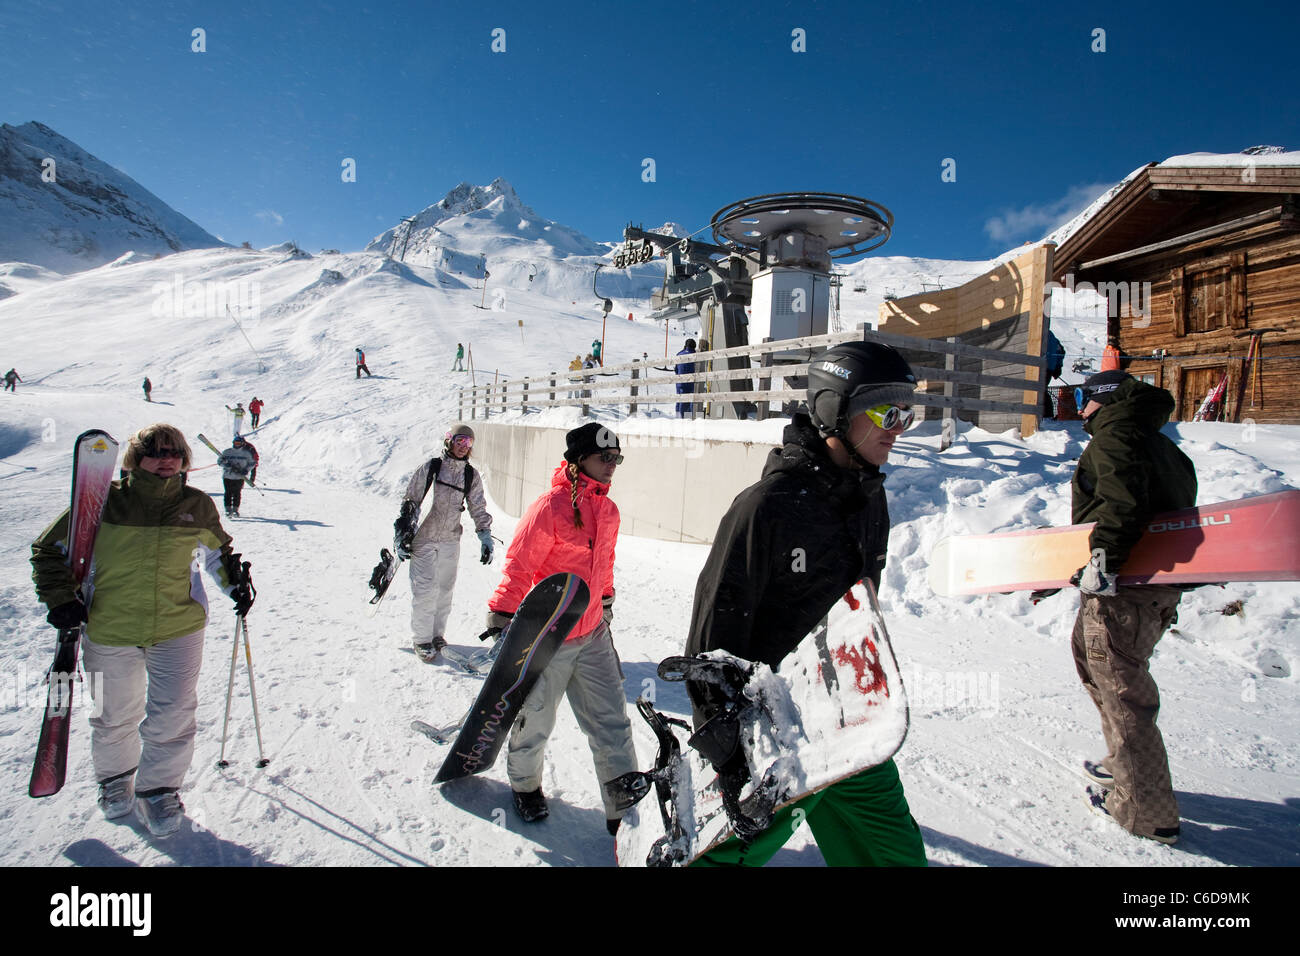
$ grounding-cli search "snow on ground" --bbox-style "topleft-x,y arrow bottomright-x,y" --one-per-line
1,246 -> 1297,867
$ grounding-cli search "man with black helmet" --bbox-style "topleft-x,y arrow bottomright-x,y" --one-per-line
675,338 -> 698,418
1068,370 -> 1196,845
683,340 -> 927,866
394,424 -> 493,662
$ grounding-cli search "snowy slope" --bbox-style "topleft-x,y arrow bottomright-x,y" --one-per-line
2,224 -> 1297,869
0,122 -> 224,274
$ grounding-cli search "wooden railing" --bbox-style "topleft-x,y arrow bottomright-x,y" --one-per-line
457,325 -> 1046,435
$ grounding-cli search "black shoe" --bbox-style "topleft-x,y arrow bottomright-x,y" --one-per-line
512,788 -> 549,822
413,641 -> 439,663
606,818 -> 621,836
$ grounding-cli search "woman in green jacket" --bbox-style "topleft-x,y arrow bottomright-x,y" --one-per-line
31,424 -> 253,837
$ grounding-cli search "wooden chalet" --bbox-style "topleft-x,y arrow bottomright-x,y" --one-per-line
1051,156 -> 1300,423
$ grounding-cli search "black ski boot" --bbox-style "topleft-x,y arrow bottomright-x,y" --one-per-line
512,788 -> 549,822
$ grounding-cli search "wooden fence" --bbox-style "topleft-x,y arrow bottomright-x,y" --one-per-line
457,325 -> 1047,437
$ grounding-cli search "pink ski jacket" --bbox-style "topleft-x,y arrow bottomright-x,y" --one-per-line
489,463 -> 617,640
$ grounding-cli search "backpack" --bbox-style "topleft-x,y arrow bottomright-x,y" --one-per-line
420,457 -> 477,510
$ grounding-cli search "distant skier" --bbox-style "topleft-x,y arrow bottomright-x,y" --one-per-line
248,396 -> 264,429
225,402 -> 246,438
355,347 -> 372,378
142,377 -> 152,402
675,338 -> 697,418
393,424 -> 493,662
1069,370 -> 1195,846
485,423 -> 638,834
30,424 -> 253,836
218,436 -> 258,517
451,343 -> 466,372
591,338 -> 603,366
566,355 -> 583,400
4,368 -> 20,392
683,341 -> 927,866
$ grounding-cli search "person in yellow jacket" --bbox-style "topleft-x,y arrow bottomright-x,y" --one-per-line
31,424 -> 253,837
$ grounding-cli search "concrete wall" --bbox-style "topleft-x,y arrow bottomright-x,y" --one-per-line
472,421 -> 777,544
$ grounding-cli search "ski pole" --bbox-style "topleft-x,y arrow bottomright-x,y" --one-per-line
240,613 -> 270,768
216,614 -> 241,769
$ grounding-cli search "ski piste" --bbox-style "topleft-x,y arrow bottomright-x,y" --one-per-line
240,414 -> 280,437
432,573 -> 590,784
29,429 -> 119,798
196,432 -> 258,489
927,489 -> 1300,597
614,579 -> 909,867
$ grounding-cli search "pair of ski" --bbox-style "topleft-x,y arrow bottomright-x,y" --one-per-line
29,429 -> 120,798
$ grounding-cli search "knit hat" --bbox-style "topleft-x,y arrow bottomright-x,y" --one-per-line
1080,370 -> 1130,407
564,423 -> 620,463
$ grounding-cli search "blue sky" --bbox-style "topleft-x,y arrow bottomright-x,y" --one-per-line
3,0 -> 1296,261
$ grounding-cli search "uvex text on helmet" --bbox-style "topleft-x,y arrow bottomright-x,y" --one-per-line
806,341 -> 917,437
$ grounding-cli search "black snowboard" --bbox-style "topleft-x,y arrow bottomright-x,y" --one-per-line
434,573 -> 590,784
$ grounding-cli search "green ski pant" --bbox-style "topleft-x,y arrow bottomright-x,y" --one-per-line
693,759 -> 927,867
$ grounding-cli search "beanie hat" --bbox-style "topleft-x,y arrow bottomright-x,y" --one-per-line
564,423 -> 620,463
1080,370 -> 1130,407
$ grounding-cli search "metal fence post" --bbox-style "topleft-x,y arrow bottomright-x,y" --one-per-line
630,361 -> 639,416
757,338 -> 773,421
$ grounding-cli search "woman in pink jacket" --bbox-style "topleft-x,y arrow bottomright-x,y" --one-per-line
486,423 -> 639,834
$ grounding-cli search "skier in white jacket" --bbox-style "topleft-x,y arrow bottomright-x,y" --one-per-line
395,424 -> 494,661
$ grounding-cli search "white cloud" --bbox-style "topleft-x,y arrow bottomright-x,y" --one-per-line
255,210 -> 285,227
984,183 -> 1114,243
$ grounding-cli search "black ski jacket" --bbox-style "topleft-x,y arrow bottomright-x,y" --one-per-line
1073,378 -> 1197,571
685,414 -> 890,720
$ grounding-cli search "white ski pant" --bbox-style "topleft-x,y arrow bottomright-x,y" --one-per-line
81,628 -> 205,793
409,538 -> 461,644
506,622 -> 639,819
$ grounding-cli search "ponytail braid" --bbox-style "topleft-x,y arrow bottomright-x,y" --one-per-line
567,462 -> 584,529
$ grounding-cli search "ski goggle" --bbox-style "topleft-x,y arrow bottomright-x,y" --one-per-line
449,435 -> 474,448
863,404 -> 915,431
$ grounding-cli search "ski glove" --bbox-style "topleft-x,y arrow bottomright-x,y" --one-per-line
602,593 -> 614,626
47,600 -> 88,629
1074,554 -> 1118,597
232,582 -> 255,617
479,609 -> 513,642
394,501 -> 418,559
477,529 -> 494,565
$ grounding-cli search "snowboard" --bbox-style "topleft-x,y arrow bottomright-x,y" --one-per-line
433,573 -> 591,784
928,489 -> 1300,597
30,429 -> 119,798
614,579 -> 909,867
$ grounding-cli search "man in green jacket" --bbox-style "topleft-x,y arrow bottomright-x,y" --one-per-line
32,424 -> 254,837
1069,371 -> 1196,845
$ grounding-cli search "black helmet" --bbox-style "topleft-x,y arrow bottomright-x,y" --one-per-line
807,341 -> 917,437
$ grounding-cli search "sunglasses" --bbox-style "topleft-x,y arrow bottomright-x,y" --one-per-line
146,447 -> 183,460
591,451 -> 624,465
451,435 -> 474,447
863,404 -> 915,431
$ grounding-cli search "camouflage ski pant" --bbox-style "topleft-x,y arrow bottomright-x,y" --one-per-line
1071,585 -> 1182,836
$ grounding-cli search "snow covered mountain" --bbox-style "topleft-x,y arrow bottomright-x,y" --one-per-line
0,121 -> 224,274
365,177 -> 663,307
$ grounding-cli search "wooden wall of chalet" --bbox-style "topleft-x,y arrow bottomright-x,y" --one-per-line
1098,218 -> 1300,423
878,244 -> 1052,434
